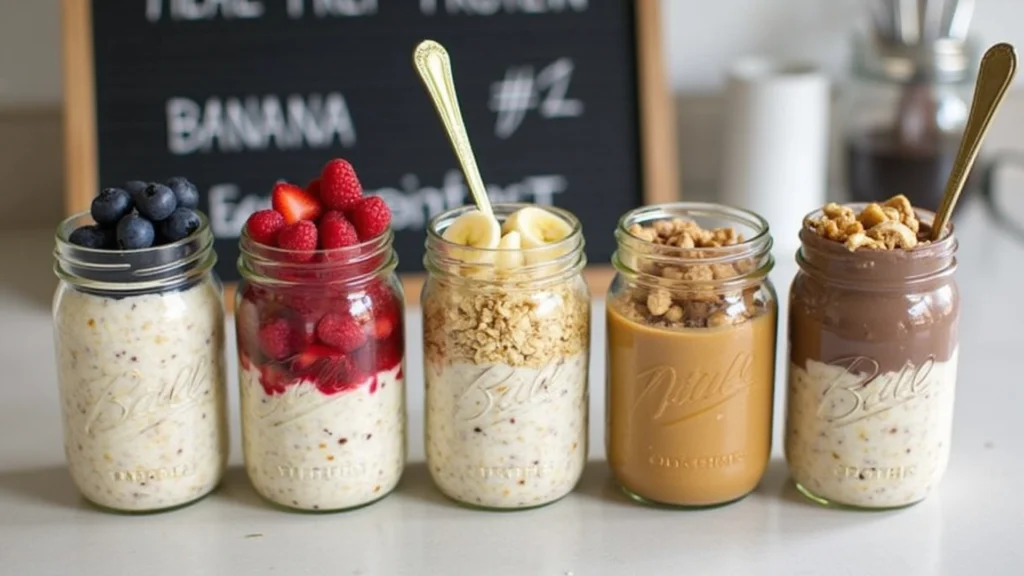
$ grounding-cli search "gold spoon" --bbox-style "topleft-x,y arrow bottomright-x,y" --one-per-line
931,42 -> 1017,240
413,40 -> 493,217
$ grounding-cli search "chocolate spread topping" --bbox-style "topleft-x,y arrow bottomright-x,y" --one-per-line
789,223 -> 959,374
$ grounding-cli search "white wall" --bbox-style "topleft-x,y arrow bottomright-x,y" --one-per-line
4,0 -> 1024,107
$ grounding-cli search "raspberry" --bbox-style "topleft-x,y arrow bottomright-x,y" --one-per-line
258,318 -> 295,360
376,335 -> 404,371
271,182 -> 323,224
305,178 -> 321,197
277,220 -> 318,262
318,211 -> 359,249
316,356 -> 365,395
245,209 -> 286,246
348,196 -> 391,240
319,158 -> 363,211
316,312 -> 367,352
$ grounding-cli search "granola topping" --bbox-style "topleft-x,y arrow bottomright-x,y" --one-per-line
423,281 -> 589,368
616,219 -> 764,329
808,195 -> 930,251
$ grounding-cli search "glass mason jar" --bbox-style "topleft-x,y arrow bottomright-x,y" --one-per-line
422,204 -> 590,510
606,203 -> 777,508
236,227 -> 406,512
52,211 -> 228,513
842,34 -> 977,213
786,206 -> 958,509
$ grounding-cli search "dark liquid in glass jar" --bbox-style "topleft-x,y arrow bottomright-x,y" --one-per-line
845,130 -> 976,214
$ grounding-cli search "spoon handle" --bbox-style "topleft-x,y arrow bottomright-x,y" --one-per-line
413,40 -> 493,216
932,43 -> 1017,240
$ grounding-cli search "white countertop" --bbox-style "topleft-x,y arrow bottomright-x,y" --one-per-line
2,200 -> 1022,576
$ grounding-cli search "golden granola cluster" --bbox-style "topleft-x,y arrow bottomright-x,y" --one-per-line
423,282 -> 589,367
616,219 -> 763,329
809,195 -> 928,251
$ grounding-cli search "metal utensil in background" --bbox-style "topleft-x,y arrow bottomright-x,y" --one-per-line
931,43 -> 1018,240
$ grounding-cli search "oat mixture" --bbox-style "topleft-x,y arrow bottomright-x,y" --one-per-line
423,279 -> 589,509
808,195 -> 928,251
616,218 -> 765,329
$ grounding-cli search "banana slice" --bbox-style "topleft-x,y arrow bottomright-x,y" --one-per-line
503,206 -> 574,265
442,209 -> 501,265
502,206 -> 573,248
495,231 -> 525,272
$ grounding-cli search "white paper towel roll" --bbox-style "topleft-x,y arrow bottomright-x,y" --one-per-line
720,58 -> 830,254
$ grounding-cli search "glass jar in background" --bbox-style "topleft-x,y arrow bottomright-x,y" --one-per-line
786,206 -> 959,509
236,228 -> 406,512
842,34 -> 977,213
422,204 -> 590,510
606,203 -> 777,508
52,212 -> 228,513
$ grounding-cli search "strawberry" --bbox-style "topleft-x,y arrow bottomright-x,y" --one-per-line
245,209 -> 286,246
305,178 -> 321,197
348,196 -> 391,240
258,318 -> 295,360
272,182 -> 323,224
366,281 -> 399,340
376,336 -> 404,372
291,343 -> 341,372
235,297 -> 262,357
319,159 -> 363,211
316,312 -> 367,352
318,211 -> 359,250
277,221 -> 318,262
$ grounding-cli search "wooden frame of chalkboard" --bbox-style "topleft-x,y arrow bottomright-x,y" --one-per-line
61,0 -> 678,307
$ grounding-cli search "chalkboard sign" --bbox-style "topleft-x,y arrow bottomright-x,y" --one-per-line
62,0 -> 678,300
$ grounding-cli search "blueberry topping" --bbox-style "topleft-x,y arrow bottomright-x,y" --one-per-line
69,225 -> 114,249
158,207 -> 201,242
136,183 -> 177,221
90,187 -> 134,227
166,177 -> 200,209
124,180 -> 148,196
116,214 -> 155,249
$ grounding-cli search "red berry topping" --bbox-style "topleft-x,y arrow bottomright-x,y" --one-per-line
348,196 -> 391,240
318,211 -> 359,249
291,343 -> 341,373
259,364 -> 291,395
319,159 -> 363,211
277,220 -> 318,261
316,312 -> 367,352
245,209 -> 286,246
376,336 -> 404,371
366,280 -> 399,340
305,178 -> 321,197
272,182 -> 323,224
258,318 -> 295,360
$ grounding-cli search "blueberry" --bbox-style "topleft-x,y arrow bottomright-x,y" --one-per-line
157,207 -> 202,243
116,214 -> 155,249
69,225 -> 115,249
136,183 -> 177,221
124,180 -> 148,196
166,177 -> 200,209
90,187 -> 134,226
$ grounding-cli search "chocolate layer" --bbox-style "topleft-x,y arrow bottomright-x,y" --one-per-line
789,223 -> 959,374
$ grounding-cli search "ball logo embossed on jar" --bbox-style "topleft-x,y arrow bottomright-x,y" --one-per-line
630,352 -> 755,426
247,382 -> 353,427
817,356 -> 938,428
83,360 -> 210,437
457,361 -> 569,425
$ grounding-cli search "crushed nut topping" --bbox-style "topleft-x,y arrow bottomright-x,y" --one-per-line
616,219 -> 765,329
424,282 -> 589,367
809,195 -> 929,251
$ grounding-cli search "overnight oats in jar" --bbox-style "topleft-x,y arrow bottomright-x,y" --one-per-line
423,204 -> 590,510
786,196 -> 959,509
53,177 -> 228,512
606,203 -> 777,507
236,158 -> 405,512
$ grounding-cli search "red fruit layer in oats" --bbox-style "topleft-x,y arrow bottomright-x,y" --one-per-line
239,280 -> 404,397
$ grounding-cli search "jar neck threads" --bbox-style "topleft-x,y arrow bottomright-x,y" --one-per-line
611,202 -> 775,293
238,228 -> 397,288
424,203 -> 586,288
53,211 -> 217,295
